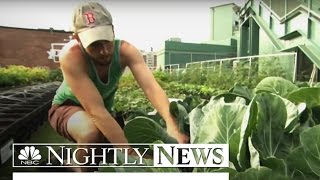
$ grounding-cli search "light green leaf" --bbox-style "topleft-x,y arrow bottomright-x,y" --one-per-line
287,87 -> 320,109
255,76 -> 298,97
238,98 -> 258,169
194,97 -> 247,144
189,105 -> 205,143
229,129 -> 241,170
248,137 -> 260,168
192,97 -> 247,169
280,97 -> 302,132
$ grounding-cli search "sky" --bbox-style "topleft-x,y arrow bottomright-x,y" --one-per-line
0,0 -> 245,51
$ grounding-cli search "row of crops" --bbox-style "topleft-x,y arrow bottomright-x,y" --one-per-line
0,65 -> 62,88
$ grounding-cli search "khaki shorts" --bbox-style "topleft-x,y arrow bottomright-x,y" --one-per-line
48,100 -> 124,142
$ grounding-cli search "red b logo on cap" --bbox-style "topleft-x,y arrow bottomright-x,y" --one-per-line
84,12 -> 95,25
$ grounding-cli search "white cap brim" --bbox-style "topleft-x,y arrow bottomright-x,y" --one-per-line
78,25 -> 114,48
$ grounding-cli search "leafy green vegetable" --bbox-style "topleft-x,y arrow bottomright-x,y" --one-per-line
124,116 -> 177,144
300,125 -> 320,176
255,76 -> 298,97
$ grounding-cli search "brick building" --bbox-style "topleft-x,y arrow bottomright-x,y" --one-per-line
0,26 -> 72,69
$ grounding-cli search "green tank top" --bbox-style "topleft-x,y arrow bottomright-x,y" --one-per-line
52,39 -> 123,112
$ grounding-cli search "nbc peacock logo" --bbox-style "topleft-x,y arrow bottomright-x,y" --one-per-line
18,146 -> 42,165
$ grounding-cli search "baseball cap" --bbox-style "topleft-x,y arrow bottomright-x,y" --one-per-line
72,2 -> 114,48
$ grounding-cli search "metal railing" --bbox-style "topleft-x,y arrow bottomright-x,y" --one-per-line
164,64 -> 180,73
166,52 -> 297,83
